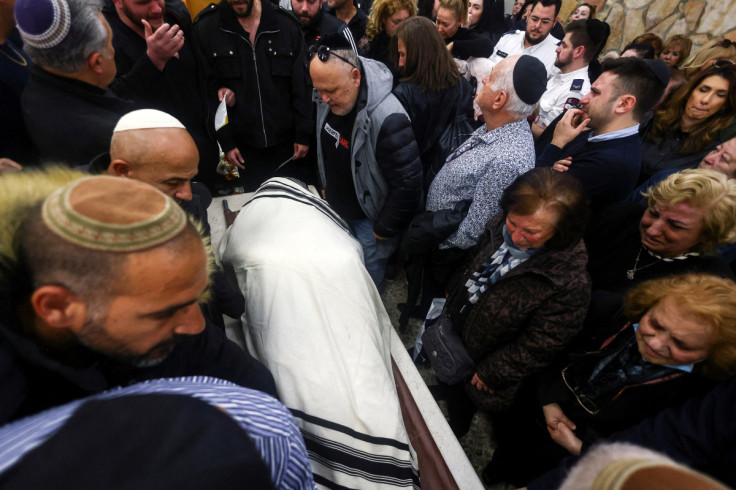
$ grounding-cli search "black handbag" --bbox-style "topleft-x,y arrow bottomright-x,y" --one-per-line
421,313 -> 475,385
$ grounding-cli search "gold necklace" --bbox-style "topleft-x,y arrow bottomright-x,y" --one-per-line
0,43 -> 28,66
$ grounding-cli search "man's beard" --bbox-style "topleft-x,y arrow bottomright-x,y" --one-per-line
525,30 -> 544,46
76,317 -> 185,368
299,10 -> 319,28
121,3 -> 163,30
554,53 -> 570,69
231,0 -> 254,18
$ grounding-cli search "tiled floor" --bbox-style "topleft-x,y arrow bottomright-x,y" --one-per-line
380,270 -> 513,490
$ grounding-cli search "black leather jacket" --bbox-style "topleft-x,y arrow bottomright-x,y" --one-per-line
193,0 -> 313,151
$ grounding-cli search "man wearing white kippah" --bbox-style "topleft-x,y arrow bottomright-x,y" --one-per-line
0,174 -> 277,425
104,108 -> 247,327
104,108 -> 200,203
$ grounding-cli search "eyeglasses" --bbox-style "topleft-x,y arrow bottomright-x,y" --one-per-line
308,45 -> 357,69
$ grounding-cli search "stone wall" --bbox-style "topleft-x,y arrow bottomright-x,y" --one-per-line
560,0 -> 736,59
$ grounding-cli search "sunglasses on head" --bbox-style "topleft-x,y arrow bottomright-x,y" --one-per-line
308,44 -> 357,69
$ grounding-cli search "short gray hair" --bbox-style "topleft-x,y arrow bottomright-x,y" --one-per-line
24,0 -> 108,72
490,55 -> 538,119
332,49 -> 360,71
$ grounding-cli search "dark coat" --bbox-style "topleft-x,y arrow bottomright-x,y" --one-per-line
586,202 -> 734,294
468,0 -> 506,47
102,0 -> 220,175
192,0 -> 313,151
21,66 -> 134,166
536,325 -> 712,444
360,31 -> 396,78
529,376 -> 736,490
301,7 -> 352,48
638,112 -> 717,183
323,1 -> 367,47
444,214 -> 591,412
445,27 -> 494,60
536,131 -> 642,214
393,76 -> 475,189
0,308 -> 277,425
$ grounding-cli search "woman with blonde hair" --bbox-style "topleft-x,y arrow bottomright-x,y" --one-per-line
682,39 -> 736,78
659,34 -> 692,69
435,0 -> 493,60
359,0 -> 416,73
482,272 -> 736,487
639,63 -> 736,180
584,168 -> 736,346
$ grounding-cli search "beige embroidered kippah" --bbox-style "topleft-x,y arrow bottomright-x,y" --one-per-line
42,176 -> 187,252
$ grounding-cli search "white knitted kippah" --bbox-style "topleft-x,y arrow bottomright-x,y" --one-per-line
114,109 -> 186,133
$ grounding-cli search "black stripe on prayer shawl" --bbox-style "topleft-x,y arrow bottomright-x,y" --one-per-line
254,178 -> 347,228
312,474 -> 355,490
314,473 -> 421,490
290,408 -> 410,450
304,437 -> 416,487
301,430 -> 412,468
249,181 -> 354,237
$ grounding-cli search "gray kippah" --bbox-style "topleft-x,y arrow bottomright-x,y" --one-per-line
15,0 -> 71,49
513,55 -> 547,105
42,176 -> 188,252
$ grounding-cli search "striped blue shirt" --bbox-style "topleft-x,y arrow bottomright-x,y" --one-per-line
0,377 -> 316,490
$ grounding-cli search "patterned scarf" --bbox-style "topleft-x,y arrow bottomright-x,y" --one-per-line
460,225 -> 540,314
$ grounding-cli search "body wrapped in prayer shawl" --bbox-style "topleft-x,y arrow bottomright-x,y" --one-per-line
220,178 -> 419,489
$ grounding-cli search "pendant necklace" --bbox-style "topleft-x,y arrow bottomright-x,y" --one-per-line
626,246 -> 662,280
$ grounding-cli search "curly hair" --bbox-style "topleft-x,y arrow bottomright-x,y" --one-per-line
364,0 -> 418,41
661,34 -> 692,67
499,168 -> 589,251
647,63 -> 736,155
391,16 -> 460,92
624,273 -> 736,380
642,169 -> 736,253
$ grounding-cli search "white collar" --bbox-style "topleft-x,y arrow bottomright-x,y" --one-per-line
588,123 -> 639,142
556,65 -> 589,80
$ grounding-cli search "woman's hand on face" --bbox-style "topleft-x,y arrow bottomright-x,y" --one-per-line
471,373 -> 494,393
547,421 -> 583,455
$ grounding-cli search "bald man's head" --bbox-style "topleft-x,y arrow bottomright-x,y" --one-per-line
108,127 -> 199,203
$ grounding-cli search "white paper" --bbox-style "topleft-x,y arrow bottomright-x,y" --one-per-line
215,97 -> 228,131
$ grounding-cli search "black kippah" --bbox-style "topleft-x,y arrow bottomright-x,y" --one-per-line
513,55 -> 547,105
317,32 -> 353,51
585,19 -> 610,52
645,59 -> 671,86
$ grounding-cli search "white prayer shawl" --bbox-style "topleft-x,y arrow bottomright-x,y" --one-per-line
220,178 -> 418,489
